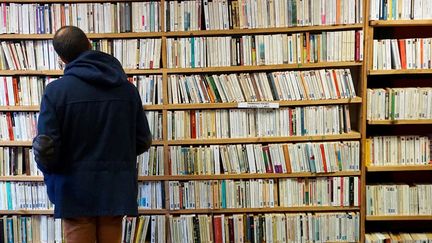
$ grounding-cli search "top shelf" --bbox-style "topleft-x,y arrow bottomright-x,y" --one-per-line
0,24 -> 363,39
370,20 -> 432,27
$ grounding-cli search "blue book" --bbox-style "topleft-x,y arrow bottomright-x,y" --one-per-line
221,181 -> 226,208
190,37 -> 195,68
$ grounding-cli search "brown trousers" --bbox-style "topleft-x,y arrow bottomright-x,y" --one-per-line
63,216 -> 123,243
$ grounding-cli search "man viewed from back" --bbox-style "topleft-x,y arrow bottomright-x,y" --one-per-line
32,26 -> 152,243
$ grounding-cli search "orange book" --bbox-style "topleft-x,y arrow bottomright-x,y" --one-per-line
213,216 -> 223,243
336,0 -> 341,24
331,70 -> 341,98
282,144 -> 292,173
12,77 -> 19,106
398,40 -> 407,69
6,113 -> 14,140
319,144 -> 328,173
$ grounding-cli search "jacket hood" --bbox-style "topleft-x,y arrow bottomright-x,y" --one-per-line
64,50 -> 128,87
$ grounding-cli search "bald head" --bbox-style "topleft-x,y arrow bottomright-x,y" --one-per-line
53,26 -> 91,63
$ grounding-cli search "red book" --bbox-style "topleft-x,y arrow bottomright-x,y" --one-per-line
6,113 -> 14,140
4,77 -> 9,105
190,110 -> 196,139
213,216 -> 223,243
228,217 -> 234,243
355,31 -> 360,61
398,40 -> 407,69
319,144 -> 328,173
262,146 -> 273,173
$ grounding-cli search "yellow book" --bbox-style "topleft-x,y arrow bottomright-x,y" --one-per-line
365,138 -> 372,167
134,216 -> 144,243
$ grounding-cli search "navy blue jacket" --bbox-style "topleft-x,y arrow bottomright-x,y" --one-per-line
32,50 -> 152,218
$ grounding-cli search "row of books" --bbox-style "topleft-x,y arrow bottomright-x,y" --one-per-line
145,111 -> 163,140
367,88 -> 432,120
0,39 -> 162,71
169,177 -> 360,210
373,38 -> 432,70
0,145 -> 164,177
167,105 -> 352,139
137,147 -> 163,177
369,0 -> 432,20
366,184 -> 432,215
121,215 -> 166,243
0,181 -> 164,211
0,76 -> 50,106
168,69 -> 357,104
91,39 -> 162,69
0,215 -> 62,243
129,75 -> 163,105
366,136 -> 431,166
169,141 -> 360,175
278,177 -> 360,207
0,41 -> 60,71
0,2 -> 161,34
0,112 -> 39,141
366,232 -> 432,243
0,182 -> 51,210
169,213 -> 360,243
138,182 -> 163,210
166,31 -> 363,68
164,0 -> 363,31
0,147 -> 40,177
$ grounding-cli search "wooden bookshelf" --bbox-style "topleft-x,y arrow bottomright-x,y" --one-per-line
367,165 -> 432,172
370,20 -> 432,27
365,14 -> 432,238
366,215 -> 432,221
369,69 -> 432,75
367,120 -> 432,125
0,1 -> 366,241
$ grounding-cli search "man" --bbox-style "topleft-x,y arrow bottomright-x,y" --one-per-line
32,26 -> 152,242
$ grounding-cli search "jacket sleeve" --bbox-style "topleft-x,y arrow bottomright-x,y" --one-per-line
136,92 -> 152,155
32,93 -> 62,174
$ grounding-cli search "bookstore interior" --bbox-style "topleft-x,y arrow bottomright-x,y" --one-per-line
0,0 -> 432,242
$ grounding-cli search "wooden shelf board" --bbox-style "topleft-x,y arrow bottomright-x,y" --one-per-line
0,98 -> 363,112
369,69 -> 432,75
0,0 -> 137,2
166,97 -> 362,110
368,120 -> 432,125
0,210 -> 53,215
366,215 -> 432,221
0,106 -> 39,111
0,70 -> 63,76
370,20 -> 432,27
0,32 -> 164,39
167,132 -> 361,145
138,171 -> 361,181
167,62 -> 362,74
0,141 -> 32,146
0,24 -> 363,39
0,176 -> 43,181
165,24 -> 363,37
169,206 -> 360,214
367,165 -> 432,172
